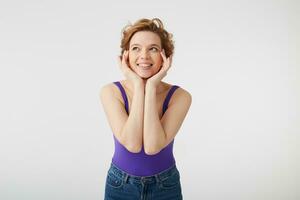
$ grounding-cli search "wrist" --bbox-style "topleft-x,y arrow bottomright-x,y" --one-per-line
133,80 -> 145,90
145,81 -> 157,91
132,78 -> 143,86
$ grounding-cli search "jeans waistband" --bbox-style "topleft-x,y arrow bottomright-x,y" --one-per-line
108,162 -> 178,184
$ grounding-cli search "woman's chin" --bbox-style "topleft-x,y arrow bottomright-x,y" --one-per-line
137,73 -> 153,79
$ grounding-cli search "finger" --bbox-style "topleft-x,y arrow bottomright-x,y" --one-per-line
164,58 -> 172,71
122,51 -> 126,62
160,49 -> 166,62
124,50 -> 129,65
160,50 -> 166,60
169,55 -> 173,67
122,51 -> 128,64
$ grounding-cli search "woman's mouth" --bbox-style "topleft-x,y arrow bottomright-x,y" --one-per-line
137,63 -> 153,69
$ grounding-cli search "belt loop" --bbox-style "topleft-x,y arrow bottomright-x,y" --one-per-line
123,174 -> 129,183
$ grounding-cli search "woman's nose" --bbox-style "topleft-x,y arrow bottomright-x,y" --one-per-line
140,50 -> 150,59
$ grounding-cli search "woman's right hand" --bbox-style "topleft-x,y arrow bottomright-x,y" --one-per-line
118,50 -> 143,86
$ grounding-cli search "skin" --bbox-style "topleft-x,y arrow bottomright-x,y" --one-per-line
119,31 -> 172,92
101,31 -> 191,155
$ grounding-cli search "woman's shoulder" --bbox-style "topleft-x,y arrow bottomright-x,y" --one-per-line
100,82 -> 115,94
99,81 -> 123,101
164,81 -> 191,95
164,82 -> 192,105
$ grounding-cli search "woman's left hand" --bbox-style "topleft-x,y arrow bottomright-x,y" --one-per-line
147,49 -> 173,87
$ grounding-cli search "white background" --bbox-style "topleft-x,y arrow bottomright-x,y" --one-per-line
0,0 -> 299,199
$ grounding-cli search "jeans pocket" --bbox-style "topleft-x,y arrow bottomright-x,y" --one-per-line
106,171 -> 124,189
159,170 -> 181,190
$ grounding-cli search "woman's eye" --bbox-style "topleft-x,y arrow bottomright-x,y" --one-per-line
150,47 -> 158,52
132,47 -> 139,51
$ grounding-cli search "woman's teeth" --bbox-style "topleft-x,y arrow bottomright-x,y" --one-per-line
138,64 -> 152,67
137,64 -> 153,68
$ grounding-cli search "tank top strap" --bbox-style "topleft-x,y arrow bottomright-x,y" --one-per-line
113,81 -> 129,114
162,85 -> 180,114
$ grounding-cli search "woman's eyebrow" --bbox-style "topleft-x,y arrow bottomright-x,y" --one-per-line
130,43 -> 161,48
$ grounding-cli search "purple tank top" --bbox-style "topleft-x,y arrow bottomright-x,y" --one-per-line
111,81 -> 180,176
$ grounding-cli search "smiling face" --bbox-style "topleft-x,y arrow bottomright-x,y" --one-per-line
128,31 -> 163,79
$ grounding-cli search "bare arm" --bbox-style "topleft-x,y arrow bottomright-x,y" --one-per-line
100,50 -> 146,153
100,82 -> 144,153
143,84 -> 166,155
143,50 -> 192,155
143,84 -> 192,155
119,82 -> 144,152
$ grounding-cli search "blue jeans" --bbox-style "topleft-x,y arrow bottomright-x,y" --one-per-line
104,163 -> 183,200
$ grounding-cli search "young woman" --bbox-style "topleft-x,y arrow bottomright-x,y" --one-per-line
100,18 -> 192,200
